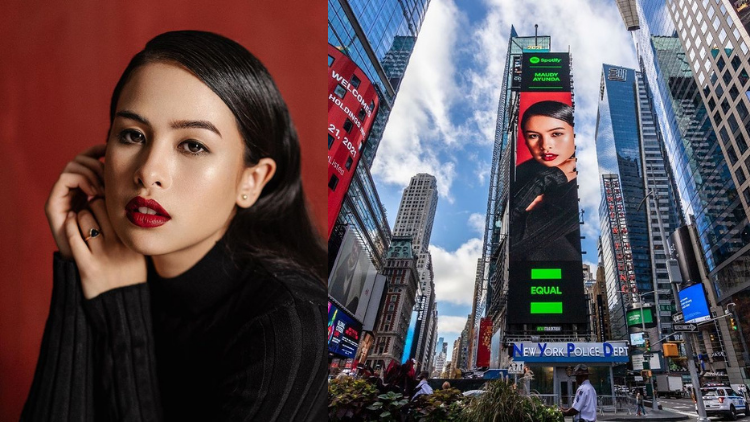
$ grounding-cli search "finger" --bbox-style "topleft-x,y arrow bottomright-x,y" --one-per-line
87,198 -> 114,238
526,195 -> 544,212
79,144 -> 107,159
73,155 -> 105,184
77,209 -> 103,249
65,211 -> 91,262
48,173 -> 99,206
63,161 -> 103,193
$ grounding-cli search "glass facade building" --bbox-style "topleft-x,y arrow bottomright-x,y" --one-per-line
596,65 -> 682,341
328,0 -> 430,269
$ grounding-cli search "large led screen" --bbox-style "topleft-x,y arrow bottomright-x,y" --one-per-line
328,301 -> 362,359
679,283 -> 711,324
507,52 -> 586,325
327,44 -> 379,238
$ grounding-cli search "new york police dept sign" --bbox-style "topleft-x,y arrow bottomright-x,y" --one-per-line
511,342 -> 629,363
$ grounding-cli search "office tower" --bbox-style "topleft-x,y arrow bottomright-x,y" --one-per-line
615,0 -> 750,385
392,174 -> 439,372
480,26 -> 552,335
595,65 -> 682,343
366,237 -> 420,370
328,0 -> 430,271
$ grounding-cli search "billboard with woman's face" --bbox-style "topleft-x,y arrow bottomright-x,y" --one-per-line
507,52 -> 586,326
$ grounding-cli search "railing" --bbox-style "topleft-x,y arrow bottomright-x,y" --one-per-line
531,393 -> 559,407
597,394 -> 636,415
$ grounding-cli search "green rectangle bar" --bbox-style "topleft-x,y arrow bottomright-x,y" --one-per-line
531,268 -> 561,279
530,302 -> 563,314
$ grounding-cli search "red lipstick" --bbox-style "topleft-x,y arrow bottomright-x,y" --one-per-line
126,196 -> 171,228
541,153 -> 558,162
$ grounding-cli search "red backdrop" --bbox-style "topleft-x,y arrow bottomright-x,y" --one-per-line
0,2 -> 324,418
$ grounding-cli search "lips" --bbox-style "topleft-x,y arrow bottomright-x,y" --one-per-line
541,153 -> 558,162
126,196 -> 171,228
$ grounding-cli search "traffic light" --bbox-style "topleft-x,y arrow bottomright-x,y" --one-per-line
663,342 -> 679,357
730,317 -> 738,331
645,339 -> 651,351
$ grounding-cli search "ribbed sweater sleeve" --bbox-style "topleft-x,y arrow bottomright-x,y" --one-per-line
83,283 -> 162,422
217,296 -> 327,421
21,253 -> 96,421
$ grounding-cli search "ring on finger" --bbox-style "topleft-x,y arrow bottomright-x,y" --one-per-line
84,228 -> 101,242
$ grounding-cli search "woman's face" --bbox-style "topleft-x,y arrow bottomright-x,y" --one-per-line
104,62 -> 248,269
523,114 -> 575,168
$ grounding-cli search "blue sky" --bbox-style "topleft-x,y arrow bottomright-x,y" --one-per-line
370,0 -> 639,362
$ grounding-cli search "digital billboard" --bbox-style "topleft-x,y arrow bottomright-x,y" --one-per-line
507,51 -> 585,326
476,318 -> 492,368
328,227 -> 373,318
327,44 -> 379,238
679,283 -> 711,324
328,301 -> 362,359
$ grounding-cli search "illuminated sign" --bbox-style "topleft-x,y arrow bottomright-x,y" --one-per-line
602,175 -> 639,305
607,67 -> 628,81
507,51 -> 585,326
476,318 -> 492,367
630,332 -> 645,346
679,283 -> 711,324
510,342 -> 629,363
327,44 -> 379,239
626,307 -> 655,326
328,301 -> 362,359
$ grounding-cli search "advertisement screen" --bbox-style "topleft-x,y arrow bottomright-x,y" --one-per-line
506,52 -> 585,326
328,301 -> 362,359
476,318 -> 492,368
328,227 -> 372,318
327,44 -> 379,238
679,283 -> 711,324
629,332 -> 645,346
626,307 -> 655,327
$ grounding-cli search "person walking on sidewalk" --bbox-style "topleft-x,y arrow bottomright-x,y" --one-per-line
635,389 -> 647,416
560,364 -> 597,422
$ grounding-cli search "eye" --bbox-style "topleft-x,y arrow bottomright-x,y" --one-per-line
179,140 -> 209,155
526,133 -> 538,140
118,129 -> 146,144
552,132 -> 565,137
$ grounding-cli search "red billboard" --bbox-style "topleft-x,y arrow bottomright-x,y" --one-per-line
476,318 -> 492,368
327,45 -> 379,238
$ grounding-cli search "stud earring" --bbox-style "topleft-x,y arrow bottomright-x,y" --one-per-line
242,194 -> 248,200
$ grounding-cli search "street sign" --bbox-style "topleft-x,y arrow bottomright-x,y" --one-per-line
672,312 -> 684,323
673,323 -> 698,332
508,361 -> 525,374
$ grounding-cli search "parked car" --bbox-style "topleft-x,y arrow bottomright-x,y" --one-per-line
698,385 -> 749,420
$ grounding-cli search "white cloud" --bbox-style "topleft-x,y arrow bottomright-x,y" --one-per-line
468,213 -> 485,235
372,0 -> 464,201
430,238 -> 483,305
438,315 -> 470,335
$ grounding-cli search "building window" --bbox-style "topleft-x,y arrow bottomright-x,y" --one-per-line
736,168 -> 747,185
722,99 -> 731,113
334,84 -> 346,99
737,101 -> 749,122
328,175 -> 339,191
727,144 -> 739,164
328,134 -> 334,150
345,156 -> 353,170
737,132 -> 749,154
328,55 -> 334,67
708,96 -> 716,110
388,304 -> 395,311
717,56 -> 725,71
723,69 -> 732,85
729,84 -> 739,100
350,74 -> 361,89
343,118 -> 353,133
728,114 -> 740,134
358,107 -> 366,121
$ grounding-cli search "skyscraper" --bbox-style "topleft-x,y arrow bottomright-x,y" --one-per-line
595,64 -> 682,344
392,174 -> 439,372
480,26 -> 552,332
615,0 -> 750,385
328,0 -> 430,272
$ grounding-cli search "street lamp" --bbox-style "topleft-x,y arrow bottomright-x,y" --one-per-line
639,188 -> 710,422
636,291 -> 658,411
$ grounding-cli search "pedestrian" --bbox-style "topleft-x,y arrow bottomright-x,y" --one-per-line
560,364 -> 597,422
635,389 -> 647,416
412,371 -> 434,401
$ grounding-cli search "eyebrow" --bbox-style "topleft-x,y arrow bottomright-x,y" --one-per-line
524,127 -> 566,132
115,110 -> 222,138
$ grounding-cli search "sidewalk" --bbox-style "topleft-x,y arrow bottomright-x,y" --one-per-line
597,408 -> 689,421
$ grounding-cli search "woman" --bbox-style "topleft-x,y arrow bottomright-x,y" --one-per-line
509,100 -> 580,261
635,389 -> 647,416
22,31 -> 326,421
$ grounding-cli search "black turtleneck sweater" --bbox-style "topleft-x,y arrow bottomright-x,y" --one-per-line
22,241 -> 327,421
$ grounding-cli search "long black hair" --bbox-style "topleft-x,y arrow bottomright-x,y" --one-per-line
108,30 -> 325,282
520,100 -> 574,131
